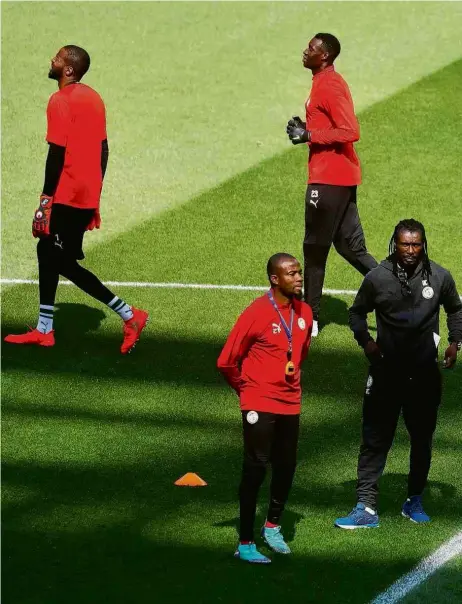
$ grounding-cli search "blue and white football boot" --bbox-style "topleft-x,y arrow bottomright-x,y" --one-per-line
261,525 -> 291,554
234,543 -> 271,564
335,503 -> 379,529
402,496 -> 431,523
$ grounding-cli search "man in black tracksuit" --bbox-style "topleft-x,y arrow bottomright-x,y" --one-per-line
335,219 -> 462,528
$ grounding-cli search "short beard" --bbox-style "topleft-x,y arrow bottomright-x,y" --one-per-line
48,68 -> 60,80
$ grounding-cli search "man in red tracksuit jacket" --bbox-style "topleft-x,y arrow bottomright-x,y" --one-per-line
217,253 -> 313,564
286,33 -> 377,337
4,45 -> 148,354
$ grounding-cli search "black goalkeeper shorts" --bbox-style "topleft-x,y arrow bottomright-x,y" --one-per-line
49,203 -> 95,260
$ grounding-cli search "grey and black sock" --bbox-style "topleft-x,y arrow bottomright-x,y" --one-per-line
108,296 -> 134,321
36,304 -> 54,334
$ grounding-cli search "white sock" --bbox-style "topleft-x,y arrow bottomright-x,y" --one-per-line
365,506 -> 376,515
37,304 -> 54,334
108,296 -> 134,321
311,320 -> 319,337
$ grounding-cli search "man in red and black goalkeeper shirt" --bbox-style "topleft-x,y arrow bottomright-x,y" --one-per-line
287,33 -> 377,337
5,46 -> 148,354
217,254 -> 313,564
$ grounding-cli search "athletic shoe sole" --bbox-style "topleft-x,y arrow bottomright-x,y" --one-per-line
4,335 -> 55,347
401,511 -> 430,524
334,523 -> 379,530
4,341 -> 56,347
233,552 -> 271,564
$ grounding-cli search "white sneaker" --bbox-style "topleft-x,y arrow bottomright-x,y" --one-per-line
311,320 -> 319,337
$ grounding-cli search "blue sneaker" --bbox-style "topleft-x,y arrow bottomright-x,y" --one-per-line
234,543 -> 271,564
261,525 -> 291,554
335,503 -> 379,529
402,496 -> 431,523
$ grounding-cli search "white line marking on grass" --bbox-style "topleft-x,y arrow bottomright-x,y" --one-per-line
2,279 -> 462,301
0,278 -> 358,295
370,530 -> 462,604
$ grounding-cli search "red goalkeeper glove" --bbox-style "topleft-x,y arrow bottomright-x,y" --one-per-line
32,195 -> 53,238
86,209 -> 101,231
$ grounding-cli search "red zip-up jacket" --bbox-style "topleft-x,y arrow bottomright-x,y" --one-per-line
217,294 -> 313,415
305,65 -> 361,186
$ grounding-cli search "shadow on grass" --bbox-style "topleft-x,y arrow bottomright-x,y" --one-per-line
2,449 -> 460,604
2,302 -> 461,604
213,509 -> 305,543
309,475 -> 459,517
319,294 -> 350,329
54,302 -> 107,334
319,293 -> 376,332
1,301 -> 370,398
2,405 -> 460,603
1,523 -> 416,604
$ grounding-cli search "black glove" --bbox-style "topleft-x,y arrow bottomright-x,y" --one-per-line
287,116 -> 306,130
286,116 -> 310,145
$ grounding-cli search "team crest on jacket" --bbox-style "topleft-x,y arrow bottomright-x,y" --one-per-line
246,411 -> 259,425
422,286 -> 434,299
298,318 -> 306,330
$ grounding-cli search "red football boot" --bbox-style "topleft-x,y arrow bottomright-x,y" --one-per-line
4,328 -> 55,347
121,308 -> 149,354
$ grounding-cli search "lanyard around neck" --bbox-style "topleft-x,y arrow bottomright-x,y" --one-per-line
267,290 -> 294,353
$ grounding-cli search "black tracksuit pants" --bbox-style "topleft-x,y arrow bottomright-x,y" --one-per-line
37,205 -> 115,307
239,411 -> 300,542
303,184 -> 377,320
356,362 -> 442,508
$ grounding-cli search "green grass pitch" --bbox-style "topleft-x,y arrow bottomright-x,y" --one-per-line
1,3 -> 462,604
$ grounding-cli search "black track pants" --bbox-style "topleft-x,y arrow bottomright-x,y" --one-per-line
356,362 -> 442,508
37,236 -> 115,307
303,184 -> 377,320
238,411 -> 300,541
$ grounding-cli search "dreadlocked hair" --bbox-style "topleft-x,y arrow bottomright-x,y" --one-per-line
388,219 -> 432,287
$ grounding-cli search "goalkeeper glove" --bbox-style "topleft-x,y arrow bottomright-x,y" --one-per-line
32,195 -> 53,238
286,116 -> 310,145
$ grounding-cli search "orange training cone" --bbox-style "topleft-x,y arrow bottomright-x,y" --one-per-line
174,472 -> 208,487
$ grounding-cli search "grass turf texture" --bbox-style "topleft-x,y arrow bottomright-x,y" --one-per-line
87,58 -> 462,290
2,3 -> 462,604
2,1 -> 462,279
2,286 -> 461,604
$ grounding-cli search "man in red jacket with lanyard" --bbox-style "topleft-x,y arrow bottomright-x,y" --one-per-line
286,33 -> 377,337
217,253 -> 313,564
